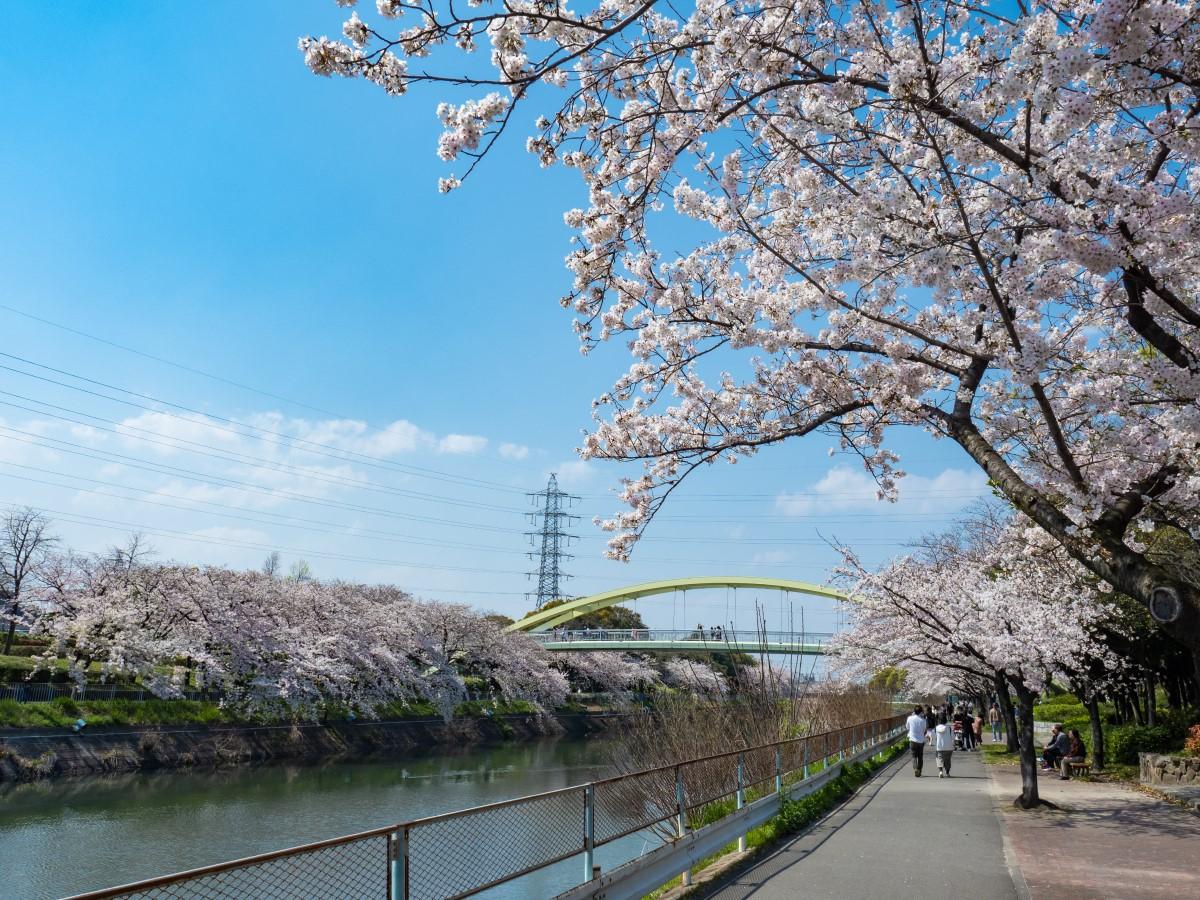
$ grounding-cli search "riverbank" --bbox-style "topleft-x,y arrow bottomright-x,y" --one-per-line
0,710 -> 629,782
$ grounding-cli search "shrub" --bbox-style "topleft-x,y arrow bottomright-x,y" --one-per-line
1184,725 -> 1200,758
1108,724 -> 1178,765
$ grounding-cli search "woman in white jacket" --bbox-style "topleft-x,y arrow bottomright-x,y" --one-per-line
933,713 -> 955,777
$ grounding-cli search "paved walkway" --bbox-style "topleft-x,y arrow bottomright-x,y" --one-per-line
700,750 -> 1018,899
989,765 -> 1200,899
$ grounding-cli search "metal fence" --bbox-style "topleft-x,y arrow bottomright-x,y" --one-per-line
0,682 -> 219,703
69,713 -> 907,900
528,628 -> 834,645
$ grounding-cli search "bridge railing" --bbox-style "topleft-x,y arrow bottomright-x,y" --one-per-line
70,713 -> 906,900
528,628 -> 835,645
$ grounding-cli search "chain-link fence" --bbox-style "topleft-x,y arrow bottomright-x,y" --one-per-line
71,714 -> 906,900
0,682 -> 220,703
404,787 -> 587,899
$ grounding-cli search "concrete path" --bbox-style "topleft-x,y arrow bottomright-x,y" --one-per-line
989,765 -> 1200,899
699,750 -> 1018,900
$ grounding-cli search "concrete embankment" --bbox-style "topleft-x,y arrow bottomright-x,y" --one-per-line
0,711 -> 626,782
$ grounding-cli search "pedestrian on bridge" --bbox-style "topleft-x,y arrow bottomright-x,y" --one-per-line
906,705 -> 928,777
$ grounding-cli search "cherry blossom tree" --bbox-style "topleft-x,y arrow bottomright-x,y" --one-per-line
553,650 -> 660,697
30,558 -> 567,719
300,1 -> 1200,675
832,517 -> 1123,807
0,507 -> 56,655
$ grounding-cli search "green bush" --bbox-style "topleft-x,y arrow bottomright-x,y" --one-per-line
1108,724 -> 1178,764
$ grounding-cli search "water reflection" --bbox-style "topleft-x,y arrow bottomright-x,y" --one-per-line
0,737 -> 620,899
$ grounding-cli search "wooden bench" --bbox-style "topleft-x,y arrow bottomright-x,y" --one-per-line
1063,760 -> 1091,777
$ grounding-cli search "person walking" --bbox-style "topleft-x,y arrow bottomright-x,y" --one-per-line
958,707 -> 975,751
972,711 -> 984,750
933,713 -> 955,777
988,703 -> 1002,742
906,705 -> 928,777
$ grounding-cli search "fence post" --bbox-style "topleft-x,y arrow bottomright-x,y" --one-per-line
675,766 -> 690,886
802,740 -> 809,781
838,731 -> 844,764
774,747 -> 783,794
583,783 -> 596,882
389,826 -> 408,900
736,752 -> 746,853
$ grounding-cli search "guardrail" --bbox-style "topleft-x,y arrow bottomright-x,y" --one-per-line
67,712 -> 906,900
0,682 -> 220,704
528,628 -> 834,645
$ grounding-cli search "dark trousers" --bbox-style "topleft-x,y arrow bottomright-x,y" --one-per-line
909,740 -> 925,774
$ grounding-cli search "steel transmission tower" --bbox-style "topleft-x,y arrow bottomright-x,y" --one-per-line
525,473 -> 580,609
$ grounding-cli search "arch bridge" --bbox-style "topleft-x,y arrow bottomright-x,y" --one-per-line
507,576 -> 847,656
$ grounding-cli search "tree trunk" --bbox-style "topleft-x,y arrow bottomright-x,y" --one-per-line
1145,676 -> 1156,726
2,619 -> 15,656
1192,649 -> 1200,709
994,670 -> 1019,752
1166,675 -> 1182,711
1086,694 -> 1105,770
1131,689 -> 1145,725
1011,679 -> 1041,809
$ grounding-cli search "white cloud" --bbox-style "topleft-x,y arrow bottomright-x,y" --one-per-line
552,459 -> 596,488
437,434 -> 488,455
776,465 -> 988,516
361,420 -> 431,456
498,442 -> 530,460
118,411 -> 242,455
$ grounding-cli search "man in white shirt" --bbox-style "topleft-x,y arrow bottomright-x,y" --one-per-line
906,705 -> 928,777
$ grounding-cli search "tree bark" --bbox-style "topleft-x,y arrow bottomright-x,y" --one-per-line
944,419 -> 1200,659
1011,679 -> 1041,809
994,670 -> 1019,752
1131,689 -> 1145,726
1145,676 -> 1156,726
1086,694 -> 1105,770
2,619 -> 15,656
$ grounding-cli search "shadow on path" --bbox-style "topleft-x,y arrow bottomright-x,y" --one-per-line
701,751 -> 1016,900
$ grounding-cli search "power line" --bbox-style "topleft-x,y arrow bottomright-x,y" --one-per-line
0,351 -> 525,494
525,473 -> 580,609
0,465 -> 846,568
0,392 -> 523,514
0,426 -> 515,533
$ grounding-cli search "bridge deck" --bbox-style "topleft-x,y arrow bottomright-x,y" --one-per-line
528,629 -> 832,655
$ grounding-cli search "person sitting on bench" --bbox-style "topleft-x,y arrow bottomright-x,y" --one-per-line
1041,723 -> 1070,770
1058,728 -> 1087,780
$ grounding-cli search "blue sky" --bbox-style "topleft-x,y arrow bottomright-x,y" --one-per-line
0,1 -> 991,633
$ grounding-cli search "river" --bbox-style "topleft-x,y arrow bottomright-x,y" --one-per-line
0,736 -> 656,899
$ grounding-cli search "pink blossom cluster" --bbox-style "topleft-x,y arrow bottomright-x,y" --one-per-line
25,553 -> 728,716
300,0 -> 1200,647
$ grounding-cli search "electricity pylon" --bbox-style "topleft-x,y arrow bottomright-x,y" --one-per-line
525,473 -> 579,609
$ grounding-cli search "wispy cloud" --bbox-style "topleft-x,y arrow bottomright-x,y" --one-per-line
437,434 -> 488,455
776,465 -> 988,516
498,442 -> 530,460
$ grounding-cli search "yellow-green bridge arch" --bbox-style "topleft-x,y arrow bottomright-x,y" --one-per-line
507,576 -> 847,656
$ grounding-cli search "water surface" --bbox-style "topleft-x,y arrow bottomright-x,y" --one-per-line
0,737 -> 653,899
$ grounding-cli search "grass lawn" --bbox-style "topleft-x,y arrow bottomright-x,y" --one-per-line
981,743 -> 1020,766
0,695 -> 545,729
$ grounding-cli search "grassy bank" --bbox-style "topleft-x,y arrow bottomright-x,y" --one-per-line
0,696 -> 543,729
651,740 -> 907,897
